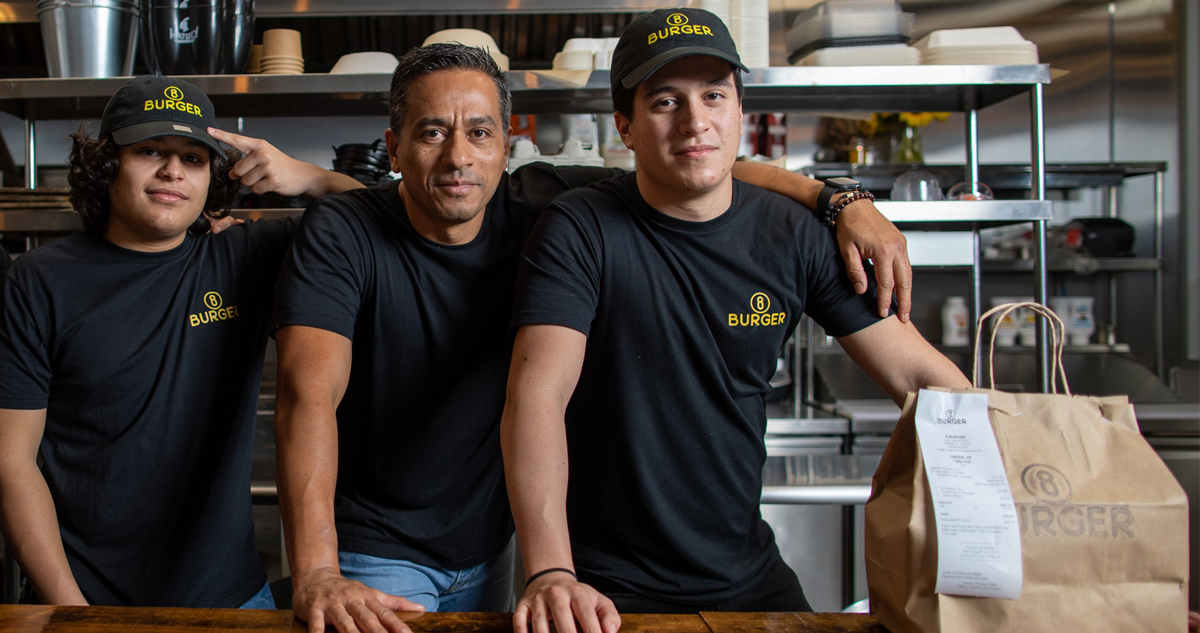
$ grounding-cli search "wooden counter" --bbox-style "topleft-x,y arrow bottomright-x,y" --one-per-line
0,605 -> 890,633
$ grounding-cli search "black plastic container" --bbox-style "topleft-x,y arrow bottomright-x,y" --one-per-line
142,0 -> 222,74
140,0 -> 252,74
223,0 -> 253,73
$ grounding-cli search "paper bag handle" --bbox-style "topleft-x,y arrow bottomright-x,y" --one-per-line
972,302 -> 1071,396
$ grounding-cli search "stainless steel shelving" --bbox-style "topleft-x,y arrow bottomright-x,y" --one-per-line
982,258 -> 1163,273
0,65 -> 1053,119
0,63 -> 1054,384
0,0 -> 682,23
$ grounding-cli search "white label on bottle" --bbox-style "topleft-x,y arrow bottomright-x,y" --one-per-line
915,390 -> 1023,599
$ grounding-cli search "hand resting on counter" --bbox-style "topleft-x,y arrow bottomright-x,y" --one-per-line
291,566 -> 424,633
515,570 -> 620,633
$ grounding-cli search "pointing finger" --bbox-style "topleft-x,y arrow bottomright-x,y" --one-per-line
207,127 -> 259,154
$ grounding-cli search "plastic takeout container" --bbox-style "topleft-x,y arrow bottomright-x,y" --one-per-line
786,0 -> 913,60
330,52 -> 399,74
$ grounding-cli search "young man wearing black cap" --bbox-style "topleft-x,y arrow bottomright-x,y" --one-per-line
270,41 -> 915,633
501,8 -> 972,632
0,75 -> 362,609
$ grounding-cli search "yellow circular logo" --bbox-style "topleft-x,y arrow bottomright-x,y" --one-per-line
203,292 -> 223,310
750,293 -> 770,314
164,86 -> 185,101
667,12 -> 689,27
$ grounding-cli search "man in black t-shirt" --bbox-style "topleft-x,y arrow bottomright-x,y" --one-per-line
271,43 -> 916,633
503,9 -> 973,633
0,75 -> 361,610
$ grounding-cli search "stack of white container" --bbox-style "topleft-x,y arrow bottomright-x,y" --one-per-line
913,26 -> 1039,65
508,138 -> 605,173
693,0 -> 769,68
785,0 -> 916,66
552,37 -> 620,71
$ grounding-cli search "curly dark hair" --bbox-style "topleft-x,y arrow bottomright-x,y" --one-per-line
67,127 -> 240,235
388,43 -> 511,138
611,61 -> 745,121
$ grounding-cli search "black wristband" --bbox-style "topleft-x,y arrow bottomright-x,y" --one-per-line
526,567 -> 577,586
817,177 -> 862,221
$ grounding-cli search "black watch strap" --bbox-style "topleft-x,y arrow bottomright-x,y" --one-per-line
817,177 -> 862,217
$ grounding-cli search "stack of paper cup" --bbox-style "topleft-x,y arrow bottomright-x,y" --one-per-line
731,0 -> 770,68
260,29 -> 303,74
245,44 -> 263,74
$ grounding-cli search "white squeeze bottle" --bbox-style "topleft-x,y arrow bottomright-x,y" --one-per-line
942,296 -> 969,346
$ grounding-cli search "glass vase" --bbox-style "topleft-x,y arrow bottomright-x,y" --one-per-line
893,124 -> 924,164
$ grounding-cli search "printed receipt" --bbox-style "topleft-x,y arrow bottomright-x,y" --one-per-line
914,389 -> 1022,599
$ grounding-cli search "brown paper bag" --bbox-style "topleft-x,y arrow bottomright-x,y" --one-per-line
865,302 -> 1190,632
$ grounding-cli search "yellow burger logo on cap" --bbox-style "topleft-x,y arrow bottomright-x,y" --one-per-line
145,84 -> 203,117
648,13 -> 714,45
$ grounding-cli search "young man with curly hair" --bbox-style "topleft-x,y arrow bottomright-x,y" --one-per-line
0,75 -> 359,609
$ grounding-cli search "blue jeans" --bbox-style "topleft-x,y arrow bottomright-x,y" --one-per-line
338,539 -> 514,612
239,582 -> 276,609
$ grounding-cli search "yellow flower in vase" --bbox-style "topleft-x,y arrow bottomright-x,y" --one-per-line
860,112 -> 950,164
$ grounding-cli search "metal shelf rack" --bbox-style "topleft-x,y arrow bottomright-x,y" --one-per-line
0,63 -> 1054,386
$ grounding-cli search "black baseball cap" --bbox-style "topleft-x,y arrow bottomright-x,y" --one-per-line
611,7 -> 748,95
99,75 -> 223,155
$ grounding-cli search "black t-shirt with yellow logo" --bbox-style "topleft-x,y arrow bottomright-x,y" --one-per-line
511,172 -> 883,605
270,164 -> 622,571
0,219 -> 294,607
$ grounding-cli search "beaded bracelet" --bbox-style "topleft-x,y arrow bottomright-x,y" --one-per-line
827,190 -> 876,227
526,567 -> 577,586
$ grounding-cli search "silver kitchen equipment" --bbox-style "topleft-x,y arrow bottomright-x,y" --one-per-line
37,0 -> 140,78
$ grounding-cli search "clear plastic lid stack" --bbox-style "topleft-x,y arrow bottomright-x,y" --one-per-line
785,0 -> 914,65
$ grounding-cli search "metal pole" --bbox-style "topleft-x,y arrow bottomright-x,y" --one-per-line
972,230 -> 983,386
24,119 -> 36,190
842,505 -> 855,609
965,107 -> 980,197
1107,186 -> 1119,341
1031,84 -> 1050,392
1154,170 -> 1164,378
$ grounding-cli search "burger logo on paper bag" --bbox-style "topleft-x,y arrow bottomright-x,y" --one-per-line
1021,464 -> 1072,503
1016,463 -> 1135,538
